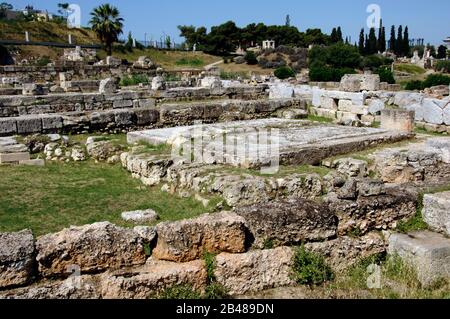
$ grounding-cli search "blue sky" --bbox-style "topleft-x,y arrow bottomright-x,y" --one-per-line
8,0 -> 450,46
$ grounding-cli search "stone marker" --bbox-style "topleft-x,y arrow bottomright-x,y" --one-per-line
380,109 -> 415,132
0,152 -> 30,164
99,78 -> 117,94
423,192 -> 450,236
388,231 -> 450,287
19,159 -> 45,167
121,209 -> 159,223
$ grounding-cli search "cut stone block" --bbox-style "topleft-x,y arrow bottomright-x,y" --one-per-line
388,231 -> 450,287
380,109 -> 415,133
0,152 -> 30,163
0,230 -> 35,289
0,118 -> 17,135
41,115 -> 63,131
423,192 -> 450,236
121,209 -> 159,223
19,159 -> 45,167
16,116 -> 42,134
320,96 -> 338,110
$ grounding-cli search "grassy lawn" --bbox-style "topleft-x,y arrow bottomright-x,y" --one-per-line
394,63 -> 426,75
0,161 -> 218,236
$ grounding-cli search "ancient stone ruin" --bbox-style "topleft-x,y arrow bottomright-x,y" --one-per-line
0,54 -> 449,299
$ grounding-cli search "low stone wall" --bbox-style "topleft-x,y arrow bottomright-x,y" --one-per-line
0,98 -> 302,136
0,197 -> 390,298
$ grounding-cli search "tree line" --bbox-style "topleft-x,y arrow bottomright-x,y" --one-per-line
178,21 -> 347,55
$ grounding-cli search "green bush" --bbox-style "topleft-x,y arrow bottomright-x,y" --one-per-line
120,74 -> 149,86
435,60 -> 450,73
291,246 -> 334,286
309,43 -> 362,69
244,51 -> 258,65
423,73 -> 450,87
377,66 -> 396,84
274,66 -> 296,79
35,56 -> 51,67
309,65 -> 356,82
405,74 -> 450,91
405,80 -> 424,91
175,58 -> 204,67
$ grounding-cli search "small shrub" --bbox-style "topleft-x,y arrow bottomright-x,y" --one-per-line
405,80 -> 424,91
203,283 -> 229,299
220,71 -> 248,80
175,58 -> 203,67
244,51 -> 258,65
159,285 -> 202,299
120,74 -> 149,87
35,56 -> 51,67
377,66 -> 396,84
434,60 -> 450,73
274,66 -> 296,79
422,73 -> 450,88
291,245 -> 334,286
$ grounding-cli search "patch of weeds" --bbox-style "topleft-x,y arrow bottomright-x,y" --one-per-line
371,121 -> 381,128
165,74 -> 181,82
220,71 -> 249,80
201,251 -> 229,299
291,245 -> 334,286
345,253 -> 386,288
262,238 -> 274,250
143,243 -> 152,257
348,226 -> 363,238
132,141 -> 172,155
396,194 -> 427,233
306,115 -> 334,124
120,74 -> 149,87
158,285 -> 202,299
414,127 -> 447,137
175,58 -> 204,67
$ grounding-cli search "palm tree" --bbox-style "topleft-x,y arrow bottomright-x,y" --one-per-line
89,4 -> 124,56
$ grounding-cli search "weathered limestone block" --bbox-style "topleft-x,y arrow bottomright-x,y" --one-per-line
0,118 -> 17,135
41,115 -> 63,131
0,275 -> 101,299
422,98 -> 444,125
269,84 -> 294,99
327,186 -> 417,236
114,109 -> 136,126
36,222 -> 150,277
332,158 -> 368,177
22,83 -> 45,96
99,78 -> 117,94
100,258 -> 207,299
16,116 -> 42,134
89,111 -> 115,126
121,153 -> 173,186
121,209 -> 159,223
138,98 -> 156,108
113,99 -> 133,109
235,198 -> 337,249
305,232 -> 386,271
423,192 -> 450,236
0,230 -> 35,289
380,109 -> 415,133
404,103 -> 424,122
134,108 -> 159,126
151,76 -> 166,91
320,96 -> 338,110
443,105 -> 450,126
0,152 -> 30,164
394,92 -> 424,108
153,212 -> 247,262
214,247 -> 295,296
367,98 -> 385,115
200,76 -> 222,89
337,99 -> 352,112
426,138 -> 450,164
340,74 -> 380,92
86,140 -> 121,161
388,231 -> 450,287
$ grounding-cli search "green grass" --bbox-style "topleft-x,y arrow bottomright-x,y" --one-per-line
219,71 -> 250,80
307,115 -> 334,124
175,58 -> 204,67
414,127 -> 448,137
394,63 -> 426,75
291,246 -> 335,286
0,161 -> 217,236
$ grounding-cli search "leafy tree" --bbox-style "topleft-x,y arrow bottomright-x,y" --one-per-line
274,66 -> 296,79
437,45 -> 447,59
89,4 -> 124,56
57,3 -> 69,18
377,66 -> 395,84
389,25 -> 396,52
165,36 -> 172,49
0,2 -> 12,18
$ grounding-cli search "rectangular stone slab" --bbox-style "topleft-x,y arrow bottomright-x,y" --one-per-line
0,152 -> 30,163
128,119 -> 413,168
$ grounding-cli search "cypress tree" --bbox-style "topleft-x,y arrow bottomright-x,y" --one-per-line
368,27 -> 378,54
403,26 -> 410,57
359,28 -> 365,54
331,28 -> 338,43
389,25 -> 396,52
378,19 -> 386,53
396,25 -> 403,56
337,27 -> 343,43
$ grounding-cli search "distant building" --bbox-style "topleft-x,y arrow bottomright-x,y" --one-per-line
262,40 -> 275,50
444,37 -> 450,50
